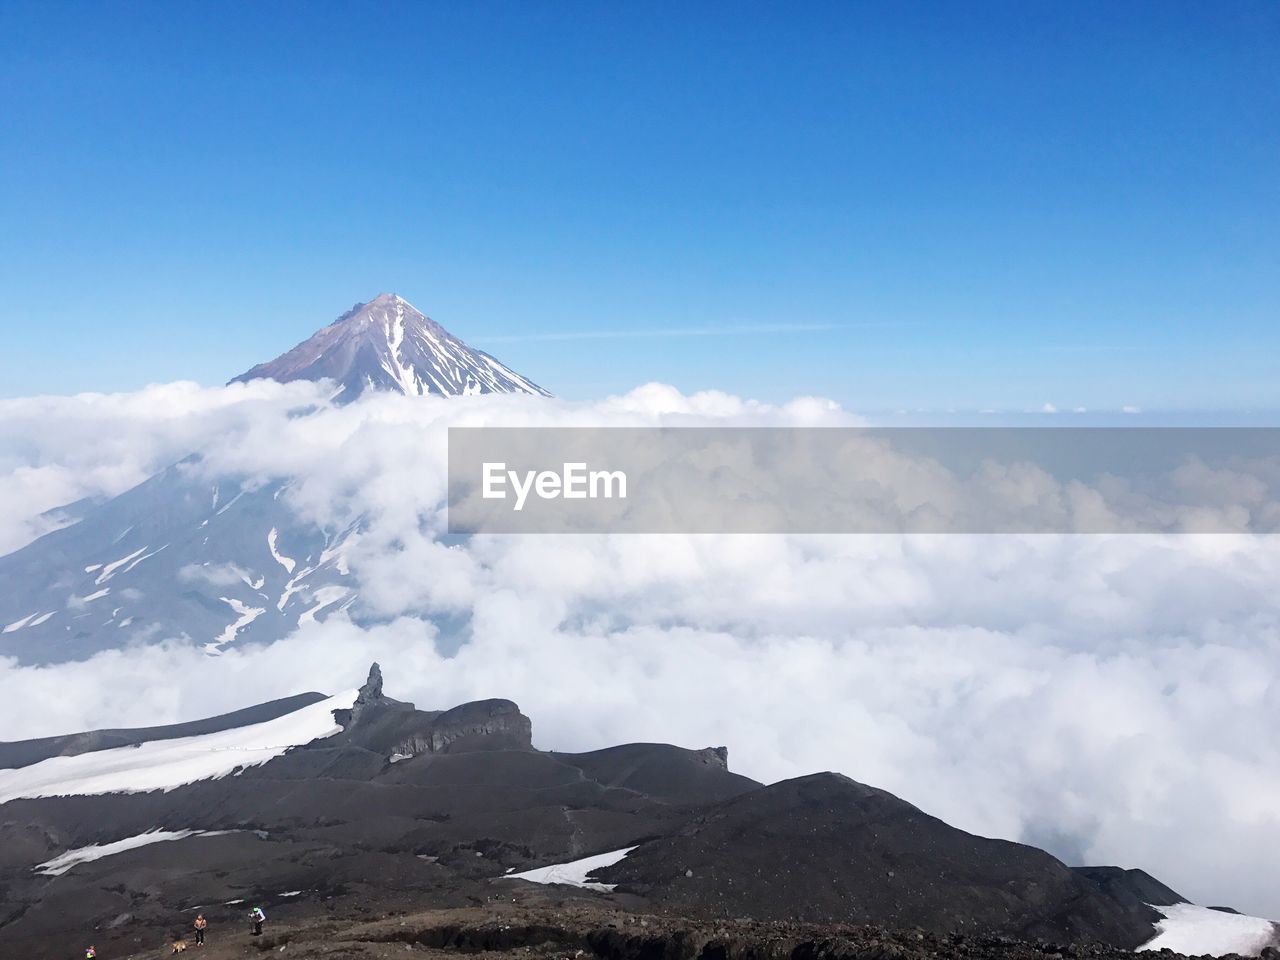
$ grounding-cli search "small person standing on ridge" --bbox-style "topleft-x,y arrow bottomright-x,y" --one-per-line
85,948 -> 97,960
193,913 -> 207,946
249,905 -> 266,937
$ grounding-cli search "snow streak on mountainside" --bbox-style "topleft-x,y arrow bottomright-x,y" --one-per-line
33,830 -> 231,876
230,293 -> 550,399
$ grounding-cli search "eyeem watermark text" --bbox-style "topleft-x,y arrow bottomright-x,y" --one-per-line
482,461 -> 628,512
449,427 -> 1280,533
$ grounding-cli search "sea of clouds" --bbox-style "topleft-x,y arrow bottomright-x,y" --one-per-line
0,379 -> 1277,917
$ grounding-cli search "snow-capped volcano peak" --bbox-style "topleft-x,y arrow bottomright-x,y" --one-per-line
230,294 -> 549,400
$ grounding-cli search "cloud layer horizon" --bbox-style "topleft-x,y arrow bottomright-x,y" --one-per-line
1,380 -> 1277,918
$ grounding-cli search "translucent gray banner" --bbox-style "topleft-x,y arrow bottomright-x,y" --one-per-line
447,427 -> 1280,533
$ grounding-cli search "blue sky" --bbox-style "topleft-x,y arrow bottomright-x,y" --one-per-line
1,1 -> 1276,410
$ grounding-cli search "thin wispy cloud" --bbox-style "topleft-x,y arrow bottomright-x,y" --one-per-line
474,321 -> 866,344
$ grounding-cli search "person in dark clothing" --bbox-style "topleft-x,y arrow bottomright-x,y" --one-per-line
193,913 -> 207,945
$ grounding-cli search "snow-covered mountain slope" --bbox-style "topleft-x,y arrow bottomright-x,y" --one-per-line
0,457 -> 357,664
0,689 -> 356,803
1139,903 -> 1280,957
230,293 -> 550,400
0,294 -> 549,665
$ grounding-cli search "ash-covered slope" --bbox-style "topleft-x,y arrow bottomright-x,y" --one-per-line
0,665 -> 1252,960
230,293 -> 550,399
593,773 -> 1161,946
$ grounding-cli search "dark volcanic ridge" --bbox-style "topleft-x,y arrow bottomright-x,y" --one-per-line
0,666 -> 1273,960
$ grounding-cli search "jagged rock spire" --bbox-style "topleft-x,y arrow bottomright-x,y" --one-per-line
358,662 -> 383,704
332,662 -> 395,729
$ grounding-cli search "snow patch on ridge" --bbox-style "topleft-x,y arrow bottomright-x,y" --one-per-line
1139,904 -> 1280,957
504,847 -> 637,892
0,689 -> 358,804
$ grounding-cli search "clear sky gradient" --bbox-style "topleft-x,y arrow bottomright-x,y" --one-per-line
1,1 -> 1276,409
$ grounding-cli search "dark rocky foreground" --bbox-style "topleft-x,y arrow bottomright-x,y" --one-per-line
21,891 -> 1256,960
0,665 -> 1238,959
